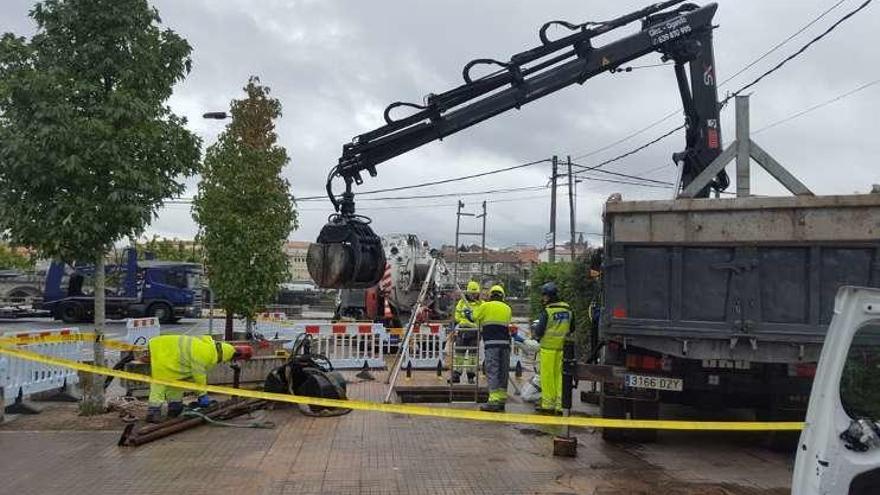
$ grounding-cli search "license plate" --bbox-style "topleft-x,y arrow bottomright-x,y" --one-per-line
624,373 -> 683,392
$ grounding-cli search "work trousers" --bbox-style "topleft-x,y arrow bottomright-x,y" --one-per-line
539,348 -> 564,411
149,384 -> 185,406
484,345 -> 510,404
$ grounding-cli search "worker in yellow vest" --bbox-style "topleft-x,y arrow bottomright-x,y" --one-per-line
146,334 -> 252,423
532,282 -> 573,414
472,285 -> 513,412
451,280 -> 482,384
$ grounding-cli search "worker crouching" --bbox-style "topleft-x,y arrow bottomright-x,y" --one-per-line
473,285 -> 513,412
145,335 -> 253,423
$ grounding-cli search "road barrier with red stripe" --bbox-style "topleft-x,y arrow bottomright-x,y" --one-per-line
397,322 -> 447,370
258,321 -> 386,370
125,317 -> 160,346
2,328 -> 82,410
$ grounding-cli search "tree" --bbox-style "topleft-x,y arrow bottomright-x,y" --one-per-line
138,235 -> 202,263
0,244 -> 33,270
0,0 -> 201,414
529,252 -> 600,358
193,77 -> 297,340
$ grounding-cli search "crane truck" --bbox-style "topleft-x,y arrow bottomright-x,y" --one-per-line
304,0 -> 880,453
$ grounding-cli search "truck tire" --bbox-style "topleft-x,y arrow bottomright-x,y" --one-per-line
601,395 -> 660,443
58,302 -> 84,323
631,400 -> 660,443
147,302 -> 175,324
757,407 -> 802,453
600,395 -> 627,442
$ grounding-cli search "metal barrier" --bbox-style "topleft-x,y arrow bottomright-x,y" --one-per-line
398,323 -> 446,370
304,323 -> 386,370
257,312 -> 288,321
270,322 -> 387,369
3,328 -> 82,411
125,317 -> 161,346
255,319 -> 318,341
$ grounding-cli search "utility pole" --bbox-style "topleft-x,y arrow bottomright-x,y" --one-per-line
549,155 -> 558,263
567,155 -> 576,262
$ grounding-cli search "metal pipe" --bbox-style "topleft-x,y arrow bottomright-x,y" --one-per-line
122,399 -> 266,446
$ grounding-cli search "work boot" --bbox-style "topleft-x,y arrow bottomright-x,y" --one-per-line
167,401 -> 184,418
448,371 -> 461,384
145,406 -> 163,424
480,402 -> 505,413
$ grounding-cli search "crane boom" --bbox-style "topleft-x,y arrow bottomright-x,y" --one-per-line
310,1 -> 730,289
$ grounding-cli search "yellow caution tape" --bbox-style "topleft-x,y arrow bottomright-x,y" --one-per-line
0,344 -> 805,431
0,332 -> 142,351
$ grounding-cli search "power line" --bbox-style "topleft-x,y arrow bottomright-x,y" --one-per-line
572,125 -> 684,177
570,110 -> 680,161
307,158 -> 550,201
722,0 -> 874,105
576,175 -> 673,189
351,185 -> 546,202
568,162 -> 674,185
568,0 -> 862,163
753,78 -> 880,134
717,0 -> 849,87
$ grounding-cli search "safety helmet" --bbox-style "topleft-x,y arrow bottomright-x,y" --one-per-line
541,282 -> 558,298
489,284 -> 505,298
232,345 -> 254,361
466,281 -> 480,293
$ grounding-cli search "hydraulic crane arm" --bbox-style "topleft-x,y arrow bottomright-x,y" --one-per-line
310,1 -> 729,289
329,0 -> 727,208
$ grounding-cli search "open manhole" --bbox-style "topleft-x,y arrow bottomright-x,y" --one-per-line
394,385 -> 489,403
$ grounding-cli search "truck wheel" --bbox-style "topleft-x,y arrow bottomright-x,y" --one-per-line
148,303 -> 174,324
631,400 -> 659,443
757,407 -> 802,452
58,302 -> 84,323
600,395 -> 627,442
601,395 -> 659,443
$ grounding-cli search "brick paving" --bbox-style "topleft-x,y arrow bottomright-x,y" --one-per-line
0,370 -> 793,495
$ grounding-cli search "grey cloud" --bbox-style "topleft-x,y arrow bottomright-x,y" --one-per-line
2,0 -> 877,249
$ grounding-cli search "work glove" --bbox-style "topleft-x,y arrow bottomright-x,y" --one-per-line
463,308 -> 473,321
196,394 -> 213,408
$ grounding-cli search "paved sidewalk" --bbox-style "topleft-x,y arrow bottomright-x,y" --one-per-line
0,372 -> 793,495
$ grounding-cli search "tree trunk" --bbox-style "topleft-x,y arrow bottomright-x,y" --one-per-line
80,253 -> 106,415
225,312 -> 233,341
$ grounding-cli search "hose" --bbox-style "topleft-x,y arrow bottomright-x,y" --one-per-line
181,409 -> 276,429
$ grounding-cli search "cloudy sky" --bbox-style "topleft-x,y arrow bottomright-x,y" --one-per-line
2,0 -> 878,249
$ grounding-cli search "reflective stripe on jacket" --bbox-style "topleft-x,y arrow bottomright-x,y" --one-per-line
541,302 -> 572,350
474,299 -> 512,348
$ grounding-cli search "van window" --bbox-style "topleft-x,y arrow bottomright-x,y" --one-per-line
840,322 -> 880,420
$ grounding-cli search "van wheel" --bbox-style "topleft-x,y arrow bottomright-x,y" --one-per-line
148,302 -> 174,324
59,302 -> 84,323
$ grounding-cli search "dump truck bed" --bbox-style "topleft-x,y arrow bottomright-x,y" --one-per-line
602,193 -> 880,362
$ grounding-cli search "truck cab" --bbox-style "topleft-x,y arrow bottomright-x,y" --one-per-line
39,249 -> 202,323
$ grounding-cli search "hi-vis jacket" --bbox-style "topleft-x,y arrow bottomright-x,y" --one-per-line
473,299 -> 512,348
148,335 -> 232,393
